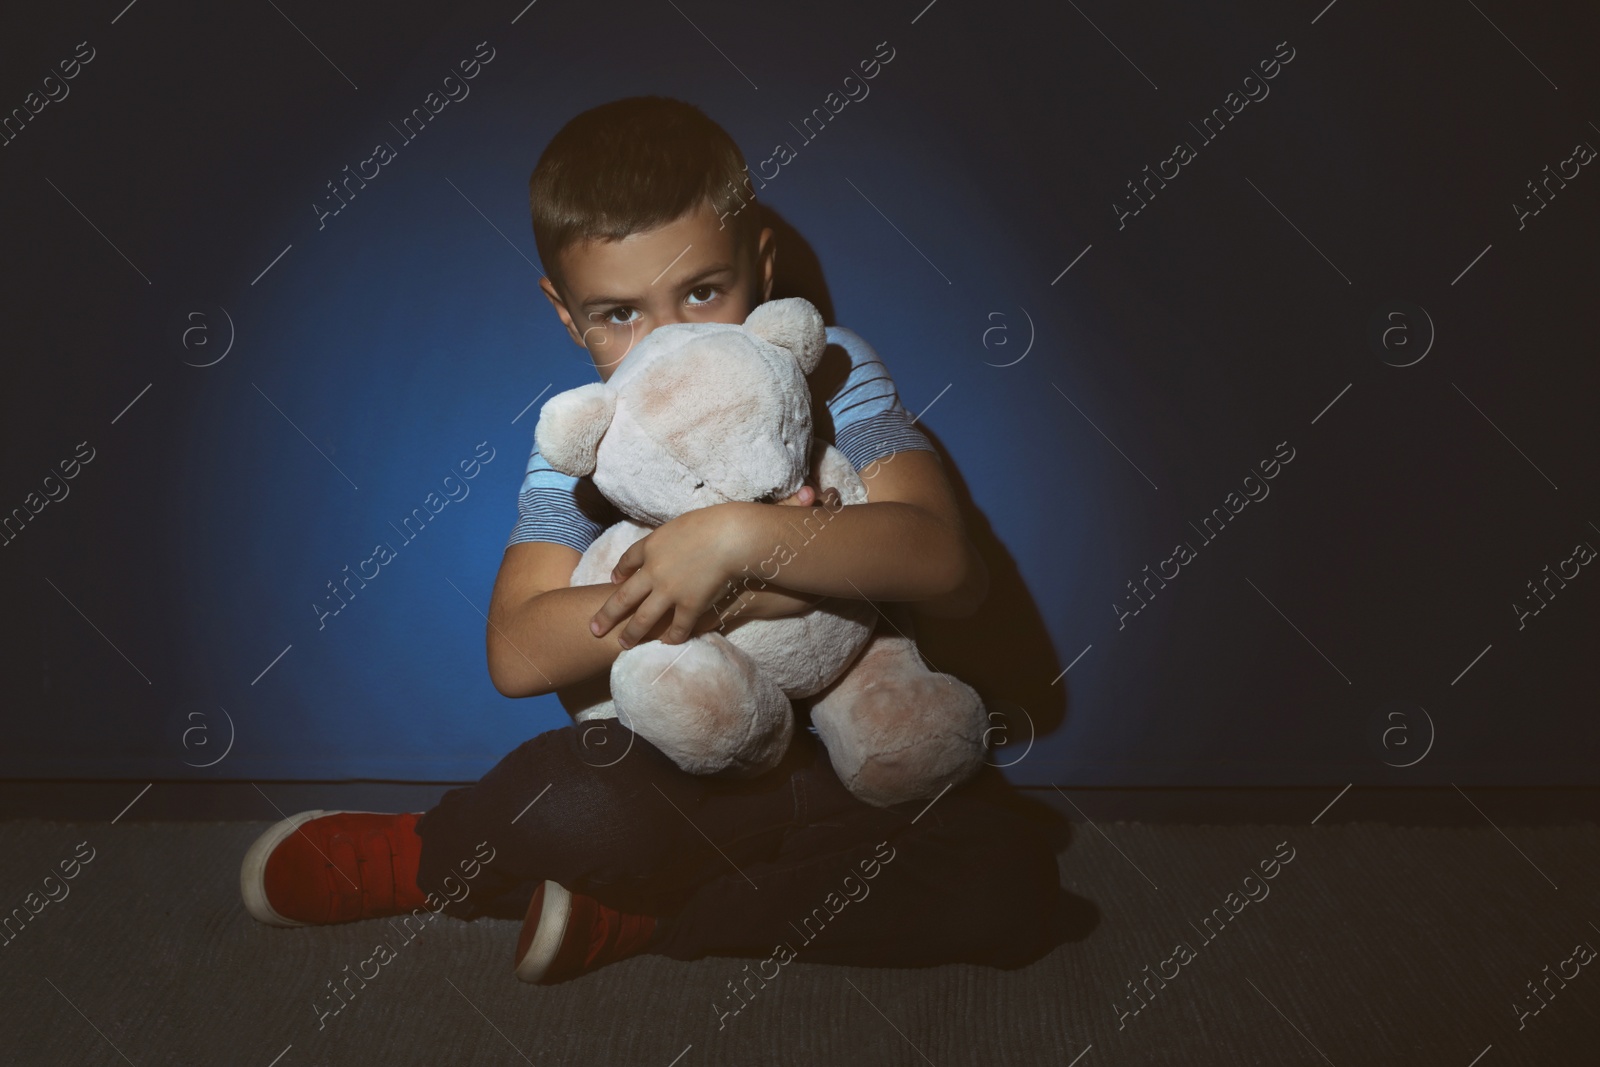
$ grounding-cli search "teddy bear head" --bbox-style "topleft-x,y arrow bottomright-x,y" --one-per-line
534,298 -> 828,527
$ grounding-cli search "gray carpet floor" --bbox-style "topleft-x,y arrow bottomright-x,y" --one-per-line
2,819 -> 1596,1066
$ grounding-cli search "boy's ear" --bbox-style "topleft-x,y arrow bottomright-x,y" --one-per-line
539,275 -> 588,348
745,297 -> 826,375
756,225 -> 776,303
534,383 -> 616,476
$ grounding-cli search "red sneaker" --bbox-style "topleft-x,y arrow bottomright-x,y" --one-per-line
240,810 -> 428,927
513,881 -> 659,983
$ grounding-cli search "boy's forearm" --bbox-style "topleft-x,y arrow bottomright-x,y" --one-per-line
487,583 -> 629,698
719,500 -> 980,611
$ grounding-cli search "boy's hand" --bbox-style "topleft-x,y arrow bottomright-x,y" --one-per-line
590,484 -> 836,648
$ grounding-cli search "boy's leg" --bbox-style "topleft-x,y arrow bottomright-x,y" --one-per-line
647,766 -> 1067,970
413,718 -> 858,921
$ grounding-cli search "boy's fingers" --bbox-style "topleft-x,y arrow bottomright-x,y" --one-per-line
661,610 -> 699,645
590,577 -> 649,636
618,594 -> 671,649
775,485 -> 815,507
612,541 -> 645,582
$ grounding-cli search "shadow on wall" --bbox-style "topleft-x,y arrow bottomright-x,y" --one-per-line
764,206 -> 837,326
762,204 -> 1069,756
912,426 -> 1069,749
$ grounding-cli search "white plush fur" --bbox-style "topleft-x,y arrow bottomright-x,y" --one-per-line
533,298 -> 989,805
534,383 -> 614,477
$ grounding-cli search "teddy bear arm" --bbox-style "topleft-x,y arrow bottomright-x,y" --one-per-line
569,520 -> 654,587
812,441 -> 869,506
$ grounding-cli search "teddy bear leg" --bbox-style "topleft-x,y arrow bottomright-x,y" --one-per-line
610,631 -> 795,779
807,610 -> 990,808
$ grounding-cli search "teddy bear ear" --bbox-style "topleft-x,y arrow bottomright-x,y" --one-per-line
744,298 -> 827,375
534,382 -> 616,477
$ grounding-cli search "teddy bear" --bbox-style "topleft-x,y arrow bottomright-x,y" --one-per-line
533,297 -> 990,807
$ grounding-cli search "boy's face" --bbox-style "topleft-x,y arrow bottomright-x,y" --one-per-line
540,198 -> 775,382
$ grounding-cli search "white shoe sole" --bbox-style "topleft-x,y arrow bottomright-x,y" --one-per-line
514,881 -> 572,983
239,808 -> 375,927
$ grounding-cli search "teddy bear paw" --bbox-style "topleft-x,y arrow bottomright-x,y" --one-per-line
611,632 -> 795,778
815,673 -> 989,808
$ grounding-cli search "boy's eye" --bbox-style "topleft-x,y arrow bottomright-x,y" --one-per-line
602,306 -> 640,326
685,285 -> 719,306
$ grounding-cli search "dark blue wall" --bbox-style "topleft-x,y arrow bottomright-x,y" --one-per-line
2,0 -> 1596,785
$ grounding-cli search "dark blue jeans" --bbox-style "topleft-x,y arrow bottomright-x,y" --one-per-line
414,717 -> 1064,968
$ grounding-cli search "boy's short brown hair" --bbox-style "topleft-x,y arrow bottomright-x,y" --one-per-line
529,96 -> 758,281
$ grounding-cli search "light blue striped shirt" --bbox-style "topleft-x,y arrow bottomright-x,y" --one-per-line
506,325 -> 936,552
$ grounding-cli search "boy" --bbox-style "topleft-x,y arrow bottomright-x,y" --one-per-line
241,97 -> 1065,985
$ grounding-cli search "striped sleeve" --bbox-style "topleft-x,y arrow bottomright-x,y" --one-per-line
504,443 -> 617,554
820,326 -> 937,471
